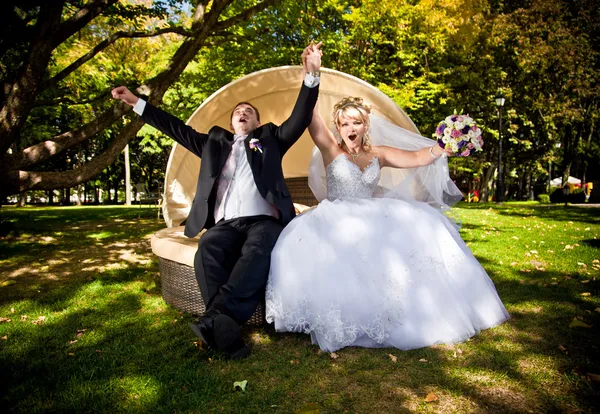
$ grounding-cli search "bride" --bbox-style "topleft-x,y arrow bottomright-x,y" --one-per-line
265,95 -> 510,352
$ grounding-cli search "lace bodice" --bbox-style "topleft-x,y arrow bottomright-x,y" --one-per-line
326,154 -> 380,201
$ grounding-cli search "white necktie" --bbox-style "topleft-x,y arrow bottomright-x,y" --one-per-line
213,137 -> 244,222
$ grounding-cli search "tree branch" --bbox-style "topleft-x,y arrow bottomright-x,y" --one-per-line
51,0 -> 120,49
43,26 -> 193,91
4,102 -> 131,171
211,0 -> 282,32
33,94 -> 107,107
4,118 -> 144,194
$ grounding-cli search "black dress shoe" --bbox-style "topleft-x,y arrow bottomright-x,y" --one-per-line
212,314 -> 250,360
189,318 -> 215,348
189,311 -> 250,359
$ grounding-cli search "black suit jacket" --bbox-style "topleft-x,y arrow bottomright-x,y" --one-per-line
139,82 -> 319,237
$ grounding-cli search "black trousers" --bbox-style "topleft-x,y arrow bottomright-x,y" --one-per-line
193,215 -> 283,324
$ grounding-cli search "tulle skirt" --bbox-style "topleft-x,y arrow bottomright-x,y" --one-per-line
265,197 -> 509,352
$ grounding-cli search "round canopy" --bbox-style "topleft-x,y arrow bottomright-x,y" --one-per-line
162,66 -> 419,227
550,176 -> 581,187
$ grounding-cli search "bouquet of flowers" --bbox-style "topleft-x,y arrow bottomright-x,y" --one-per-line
434,114 -> 483,156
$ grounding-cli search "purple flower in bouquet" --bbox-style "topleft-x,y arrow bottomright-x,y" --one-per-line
433,114 -> 483,157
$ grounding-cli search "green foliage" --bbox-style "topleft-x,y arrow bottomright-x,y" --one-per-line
537,193 -> 550,204
4,0 -> 599,199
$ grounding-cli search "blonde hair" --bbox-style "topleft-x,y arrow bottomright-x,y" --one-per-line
332,96 -> 372,152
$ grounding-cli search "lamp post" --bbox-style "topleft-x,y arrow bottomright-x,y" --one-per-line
495,93 -> 505,203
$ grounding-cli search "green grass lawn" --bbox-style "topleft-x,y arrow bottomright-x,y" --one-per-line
1,203 -> 599,413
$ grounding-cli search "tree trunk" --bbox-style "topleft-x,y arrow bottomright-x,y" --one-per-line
124,144 -> 131,206
480,164 -> 496,202
18,193 -> 26,207
0,0 -> 281,197
75,185 -> 83,206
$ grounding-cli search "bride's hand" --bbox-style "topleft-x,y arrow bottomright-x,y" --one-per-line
441,146 -> 454,158
430,144 -> 448,159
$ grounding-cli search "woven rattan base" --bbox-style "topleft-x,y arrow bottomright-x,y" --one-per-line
157,257 -> 265,325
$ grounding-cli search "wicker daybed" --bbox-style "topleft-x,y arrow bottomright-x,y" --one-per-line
150,66 -> 419,324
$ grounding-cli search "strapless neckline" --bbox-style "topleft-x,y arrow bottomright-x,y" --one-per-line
326,153 -> 379,175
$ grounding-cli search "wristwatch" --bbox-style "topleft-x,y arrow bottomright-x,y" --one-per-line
307,70 -> 321,77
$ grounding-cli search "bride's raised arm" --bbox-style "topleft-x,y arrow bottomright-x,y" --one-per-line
376,144 -> 453,169
308,102 -> 337,154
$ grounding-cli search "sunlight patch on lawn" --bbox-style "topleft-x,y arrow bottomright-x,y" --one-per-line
115,376 -> 163,410
86,232 -> 113,240
82,262 -> 128,272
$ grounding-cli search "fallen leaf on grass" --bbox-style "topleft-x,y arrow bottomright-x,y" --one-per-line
68,340 -> 77,345
418,358 -> 428,363
425,392 -> 438,402
10,308 -> 15,313
32,316 -> 46,325
1,335 -> 7,340
296,402 -> 320,413
564,245 -> 574,251
21,315 -> 27,321
558,345 -> 568,355
511,262 -> 519,267
388,354 -> 397,363
1,280 -> 16,287
330,352 -> 339,359
0,317 -> 11,323
68,353 -> 75,356
581,280 -> 589,284
580,292 -> 591,297
290,360 -> 300,365
233,380 -> 247,392
569,318 -> 593,329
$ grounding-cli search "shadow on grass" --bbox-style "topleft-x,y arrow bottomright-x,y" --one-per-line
0,206 -> 599,412
459,202 -> 600,225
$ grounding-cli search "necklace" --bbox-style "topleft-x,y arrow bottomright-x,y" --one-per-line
349,150 -> 362,164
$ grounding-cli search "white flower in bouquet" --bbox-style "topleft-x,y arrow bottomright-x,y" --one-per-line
434,114 -> 484,157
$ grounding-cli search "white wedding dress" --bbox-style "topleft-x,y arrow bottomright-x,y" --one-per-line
265,153 -> 509,352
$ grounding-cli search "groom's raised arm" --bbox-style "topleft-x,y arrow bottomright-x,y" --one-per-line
111,86 -> 208,158
275,42 -> 322,155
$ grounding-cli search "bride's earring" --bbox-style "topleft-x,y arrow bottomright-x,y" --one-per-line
334,129 -> 342,146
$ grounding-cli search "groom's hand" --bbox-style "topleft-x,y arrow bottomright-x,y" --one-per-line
111,86 -> 139,107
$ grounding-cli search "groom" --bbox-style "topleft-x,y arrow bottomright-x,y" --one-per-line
111,43 -> 322,359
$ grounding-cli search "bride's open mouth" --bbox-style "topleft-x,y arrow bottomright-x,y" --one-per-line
347,133 -> 357,141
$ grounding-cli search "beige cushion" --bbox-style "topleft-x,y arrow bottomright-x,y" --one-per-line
152,204 -> 311,266
151,226 -> 203,267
